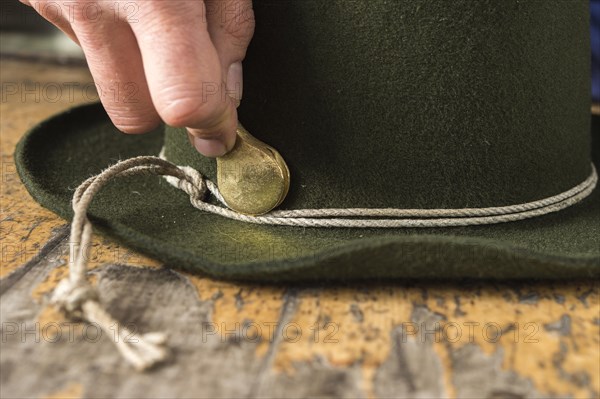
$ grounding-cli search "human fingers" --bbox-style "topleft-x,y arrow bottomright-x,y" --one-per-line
130,1 -> 238,157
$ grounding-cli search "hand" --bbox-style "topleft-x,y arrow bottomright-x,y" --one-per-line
21,0 -> 255,157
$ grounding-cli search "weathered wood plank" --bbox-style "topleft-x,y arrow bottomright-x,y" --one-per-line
6,260 -> 593,398
1,255 -> 370,398
0,224 -> 68,295
256,282 -> 598,398
1,258 -> 253,398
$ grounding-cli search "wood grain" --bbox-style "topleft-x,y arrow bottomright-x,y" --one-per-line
0,59 -> 598,399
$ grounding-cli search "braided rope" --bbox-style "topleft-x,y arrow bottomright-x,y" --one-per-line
53,155 -> 597,370
159,150 -> 597,228
52,157 -> 189,371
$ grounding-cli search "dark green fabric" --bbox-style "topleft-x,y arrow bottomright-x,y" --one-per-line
14,0 -> 600,281
14,104 -> 600,280
228,0 -> 589,209
166,0 -> 592,209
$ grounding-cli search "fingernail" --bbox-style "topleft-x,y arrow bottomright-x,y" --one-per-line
226,62 -> 243,104
193,136 -> 228,157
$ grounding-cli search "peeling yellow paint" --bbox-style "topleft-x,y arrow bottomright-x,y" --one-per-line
185,280 -> 598,398
272,288 -> 416,372
424,283 -> 599,398
185,274 -> 285,357
31,265 -> 71,301
361,366 -> 376,399
43,382 -> 83,399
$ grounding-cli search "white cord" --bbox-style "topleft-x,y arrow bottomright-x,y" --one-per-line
52,155 -> 596,370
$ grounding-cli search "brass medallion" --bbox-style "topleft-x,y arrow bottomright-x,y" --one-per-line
216,125 -> 290,215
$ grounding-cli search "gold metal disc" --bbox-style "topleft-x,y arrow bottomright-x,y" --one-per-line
216,125 -> 290,215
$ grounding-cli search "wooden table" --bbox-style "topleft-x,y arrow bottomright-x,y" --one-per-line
1,59 -> 598,399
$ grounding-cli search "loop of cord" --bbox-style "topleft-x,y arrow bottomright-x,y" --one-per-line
54,155 -> 597,370
53,157 -> 188,371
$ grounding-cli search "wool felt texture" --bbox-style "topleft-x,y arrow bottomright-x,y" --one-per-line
14,104 -> 600,280
228,0 -> 591,210
15,0 -> 600,281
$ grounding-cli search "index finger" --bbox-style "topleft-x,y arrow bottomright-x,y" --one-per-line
129,0 -> 238,156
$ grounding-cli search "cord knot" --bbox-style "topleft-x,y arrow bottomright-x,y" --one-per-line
161,165 -> 208,201
51,279 -> 99,317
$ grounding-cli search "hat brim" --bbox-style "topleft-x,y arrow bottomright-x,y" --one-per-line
15,103 -> 600,281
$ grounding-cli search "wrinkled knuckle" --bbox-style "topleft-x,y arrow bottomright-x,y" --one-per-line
136,0 -> 196,26
222,5 -> 255,47
108,111 -> 161,134
160,96 -> 220,128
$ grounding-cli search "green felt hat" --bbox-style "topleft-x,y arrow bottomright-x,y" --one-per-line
16,0 -> 600,281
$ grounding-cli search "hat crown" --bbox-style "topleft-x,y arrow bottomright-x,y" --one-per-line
164,0 -> 592,210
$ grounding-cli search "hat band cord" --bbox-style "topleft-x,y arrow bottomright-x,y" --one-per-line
159,150 -> 597,228
52,155 -> 597,370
